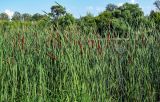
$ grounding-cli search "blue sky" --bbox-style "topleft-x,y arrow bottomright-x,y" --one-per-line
0,0 -> 156,18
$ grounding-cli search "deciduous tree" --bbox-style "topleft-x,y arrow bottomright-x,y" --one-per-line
0,13 -> 9,20
12,12 -> 21,21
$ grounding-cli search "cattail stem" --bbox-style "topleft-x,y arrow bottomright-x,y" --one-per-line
21,35 -> 25,50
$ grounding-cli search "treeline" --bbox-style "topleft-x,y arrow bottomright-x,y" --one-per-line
0,1 -> 160,37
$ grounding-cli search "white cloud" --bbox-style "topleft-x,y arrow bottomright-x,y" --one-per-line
117,3 -> 124,7
130,0 -> 136,4
4,9 -> 14,19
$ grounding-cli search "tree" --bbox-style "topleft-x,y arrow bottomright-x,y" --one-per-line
80,13 -> 96,28
112,9 -> 121,18
22,13 -> 32,21
51,2 -> 66,19
154,0 -> 160,10
119,3 -> 144,18
150,10 -> 160,30
32,13 -> 44,21
118,3 -> 144,29
0,13 -> 9,20
95,11 -> 112,36
106,4 -> 118,11
58,13 -> 75,28
111,18 -> 129,37
12,12 -> 21,21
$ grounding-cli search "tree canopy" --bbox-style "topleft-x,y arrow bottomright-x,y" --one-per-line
0,13 -> 9,20
51,2 -> 66,19
0,1 -> 159,36
154,0 -> 160,10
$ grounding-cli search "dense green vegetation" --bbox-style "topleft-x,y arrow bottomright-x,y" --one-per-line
0,1 -> 160,102
0,1 -> 160,35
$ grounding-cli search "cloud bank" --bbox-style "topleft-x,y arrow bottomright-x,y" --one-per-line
4,9 -> 14,19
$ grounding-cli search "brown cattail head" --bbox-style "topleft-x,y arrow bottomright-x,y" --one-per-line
142,33 -> 145,47
107,32 -> 110,42
78,40 -> 82,49
97,40 -> 102,54
47,52 -> 57,61
78,40 -> 83,55
97,40 -> 101,49
91,40 -> 95,48
106,32 -> 111,48
17,33 -> 21,48
21,35 -> 25,50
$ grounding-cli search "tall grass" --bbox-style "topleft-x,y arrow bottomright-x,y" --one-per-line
0,22 -> 160,102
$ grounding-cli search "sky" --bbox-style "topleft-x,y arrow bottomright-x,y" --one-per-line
0,0 -> 156,18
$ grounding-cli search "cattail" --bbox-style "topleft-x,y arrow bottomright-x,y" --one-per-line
64,34 -> 68,43
128,55 -> 133,64
88,39 -> 92,48
142,33 -> 145,47
78,40 -> 83,55
18,33 -> 21,48
106,32 -> 111,48
12,38 -> 16,57
107,32 -> 110,42
21,35 -> 25,50
56,32 -> 62,49
53,40 -> 57,49
58,41 -> 62,49
74,40 -> 77,46
47,52 -> 57,61
97,40 -> 102,54
78,41 -> 82,49
56,32 -> 60,38
91,40 -> 95,48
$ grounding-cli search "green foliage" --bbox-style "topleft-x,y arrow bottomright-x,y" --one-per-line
0,2 -> 158,37
95,11 -> 112,35
106,4 -> 118,11
32,13 -> 44,21
111,18 -> 129,37
0,1 -> 160,102
98,11 -> 112,19
12,12 -> 21,21
0,13 -> 9,21
150,11 -> 160,23
154,0 -> 160,10
78,13 -> 97,32
58,13 -> 76,28
22,13 -> 32,21
51,2 -> 66,19
36,16 -> 52,28
112,10 -> 121,18
150,11 -> 160,30
0,23 -> 160,102
119,3 -> 144,28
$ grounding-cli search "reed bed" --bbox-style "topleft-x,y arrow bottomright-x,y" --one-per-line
0,24 -> 160,102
